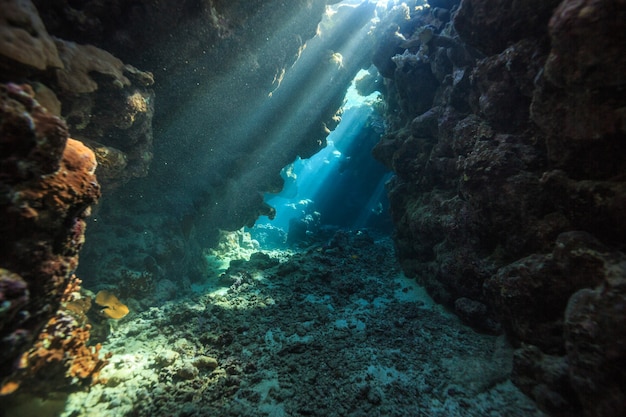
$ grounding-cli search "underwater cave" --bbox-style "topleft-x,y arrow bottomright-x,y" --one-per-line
1,0 -> 625,416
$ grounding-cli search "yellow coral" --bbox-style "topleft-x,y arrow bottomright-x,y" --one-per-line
95,290 -> 129,320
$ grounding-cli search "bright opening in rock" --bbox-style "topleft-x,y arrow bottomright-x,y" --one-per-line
250,68 -> 393,249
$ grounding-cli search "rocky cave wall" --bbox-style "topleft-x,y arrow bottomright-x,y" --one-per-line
0,0 -> 150,391
0,83 -> 101,391
371,0 -> 625,416
55,0 -> 380,292
0,0 -> 374,392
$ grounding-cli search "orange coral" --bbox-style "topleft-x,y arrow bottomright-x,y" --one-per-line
23,316 -> 112,383
62,274 -> 82,302
64,297 -> 92,324
62,275 -> 92,326
0,276 -> 111,395
95,290 -> 129,319
0,380 -> 20,395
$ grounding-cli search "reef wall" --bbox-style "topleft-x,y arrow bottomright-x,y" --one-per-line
0,83 -> 101,390
372,0 -> 625,416
0,0 -> 156,390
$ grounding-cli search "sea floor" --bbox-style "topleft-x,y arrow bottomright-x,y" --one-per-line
6,230 -> 545,417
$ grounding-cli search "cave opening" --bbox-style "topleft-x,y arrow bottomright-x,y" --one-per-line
235,0 -> 397,249
250,68 -> 394,249
74,0 -> 394,281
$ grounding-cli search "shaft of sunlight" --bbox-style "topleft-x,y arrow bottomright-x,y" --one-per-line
153,2 -> 379,232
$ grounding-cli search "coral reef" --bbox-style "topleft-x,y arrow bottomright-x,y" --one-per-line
0,3 -> 153,394
0,83 -> 100,389
371,0 -> 626,415
1,275 -> 112,396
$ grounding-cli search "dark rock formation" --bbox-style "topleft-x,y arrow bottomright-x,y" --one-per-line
0,0 -> 155,191
0,83 -> 100,386
372,0 -> 625,415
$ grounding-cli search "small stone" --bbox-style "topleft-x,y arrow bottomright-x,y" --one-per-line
176,362 -> 199,380
367,386 -> 383,405
105,375 -> 123,387
154,349 -> 179,368
193,355 -> 218,371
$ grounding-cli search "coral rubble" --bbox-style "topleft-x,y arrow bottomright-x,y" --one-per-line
45,232 -> 543,417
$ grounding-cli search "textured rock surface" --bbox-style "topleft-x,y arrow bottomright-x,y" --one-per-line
0,83 -> 100,384
0,0 -> 63,73
564,261 -> 626,417
372,0 -> 626,415
53,37 -> 155,188
0,0 -> 156,190
0,2 -> 155,388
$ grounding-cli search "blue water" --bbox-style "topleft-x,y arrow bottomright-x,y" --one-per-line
252,73 -> 392,246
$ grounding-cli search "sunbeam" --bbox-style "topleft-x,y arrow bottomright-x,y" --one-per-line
159,0 -> 382,236
252,68 -> 392,244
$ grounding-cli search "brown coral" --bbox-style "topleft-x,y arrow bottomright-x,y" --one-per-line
89,142 -> 129,181
54,39 -> 130,94
0,0 -> 63,71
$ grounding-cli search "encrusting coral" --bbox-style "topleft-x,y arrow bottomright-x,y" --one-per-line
0,82 -> 101,390
0,276 -> 112,395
